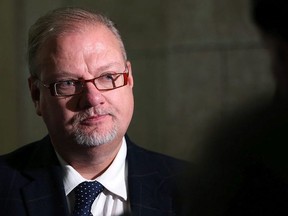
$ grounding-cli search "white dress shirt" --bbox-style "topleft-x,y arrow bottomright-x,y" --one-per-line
57,138 -> 130,216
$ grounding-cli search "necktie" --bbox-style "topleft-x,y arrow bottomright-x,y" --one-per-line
72,181 -> 104,216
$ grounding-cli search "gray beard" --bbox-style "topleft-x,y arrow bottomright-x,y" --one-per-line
70,107 -> 118,147
73,125 -> 118,147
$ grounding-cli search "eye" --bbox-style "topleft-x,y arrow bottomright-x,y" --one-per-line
103,73 -> 115,80
98,73 -> 118,82
65,80 -> 76,85
57,80 -> 81,87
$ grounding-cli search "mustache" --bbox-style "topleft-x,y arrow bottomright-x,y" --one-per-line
73,107 -> 113,123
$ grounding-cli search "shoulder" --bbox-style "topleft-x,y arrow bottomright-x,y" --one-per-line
125,136 -> 192,214
125,135 -> 190,174
0,135 -> 57,169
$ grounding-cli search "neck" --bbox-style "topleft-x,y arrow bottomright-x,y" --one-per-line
55,138 -> 123,180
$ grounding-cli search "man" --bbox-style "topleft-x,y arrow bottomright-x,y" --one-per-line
0,7 -> 187,216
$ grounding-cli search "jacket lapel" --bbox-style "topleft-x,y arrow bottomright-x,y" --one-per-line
19,136 -> 69,216
21,167 -> 69,216
126,137 -> 175,216
128,173 -> 174,216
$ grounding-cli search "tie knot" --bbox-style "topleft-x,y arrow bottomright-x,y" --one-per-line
72,181 -> 104,216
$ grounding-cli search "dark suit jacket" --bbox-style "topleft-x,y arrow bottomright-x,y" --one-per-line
0,135 -> 188,216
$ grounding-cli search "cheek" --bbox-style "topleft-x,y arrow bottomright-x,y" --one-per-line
39,98 -> 72,129
115,91 -> 134,122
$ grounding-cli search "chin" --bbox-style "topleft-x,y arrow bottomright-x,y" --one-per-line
73,127 -> 118,147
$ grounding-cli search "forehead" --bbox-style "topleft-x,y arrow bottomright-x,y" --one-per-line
37,24 -> 124,77
43,24 -> 121,55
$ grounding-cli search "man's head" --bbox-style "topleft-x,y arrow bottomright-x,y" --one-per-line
251,0 -> 288,102
28,7 -> 134,151
252,0 -> 288,40
28,7 -> 127,78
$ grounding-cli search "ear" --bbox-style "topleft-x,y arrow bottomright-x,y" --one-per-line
126,61 -> 134,88
28,77 -> 42,116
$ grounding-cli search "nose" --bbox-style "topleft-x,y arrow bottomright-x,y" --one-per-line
78,81 -> 105,109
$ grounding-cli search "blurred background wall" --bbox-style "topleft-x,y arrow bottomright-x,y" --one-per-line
0,0 -> 274,161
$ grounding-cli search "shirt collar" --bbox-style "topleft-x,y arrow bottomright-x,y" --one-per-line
57,137 -> 128,201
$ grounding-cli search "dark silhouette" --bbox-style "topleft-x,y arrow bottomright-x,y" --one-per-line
189,0 -> 288,215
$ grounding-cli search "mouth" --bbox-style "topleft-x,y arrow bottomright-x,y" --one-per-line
80,113 -> 110,125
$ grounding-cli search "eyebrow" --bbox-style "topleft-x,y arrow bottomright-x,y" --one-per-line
95,62 -> 124,72
48,62 -> 126,80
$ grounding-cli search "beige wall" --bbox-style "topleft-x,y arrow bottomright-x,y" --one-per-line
1,0 -> 18,152
0,0 -> 274,161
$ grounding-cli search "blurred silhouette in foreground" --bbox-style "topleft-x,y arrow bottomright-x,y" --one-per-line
189,0 -> 288,215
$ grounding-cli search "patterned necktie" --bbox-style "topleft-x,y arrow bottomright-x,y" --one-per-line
72,181 -> 104,216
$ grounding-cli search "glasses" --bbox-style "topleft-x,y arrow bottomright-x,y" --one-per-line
39,66 -> 129,97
